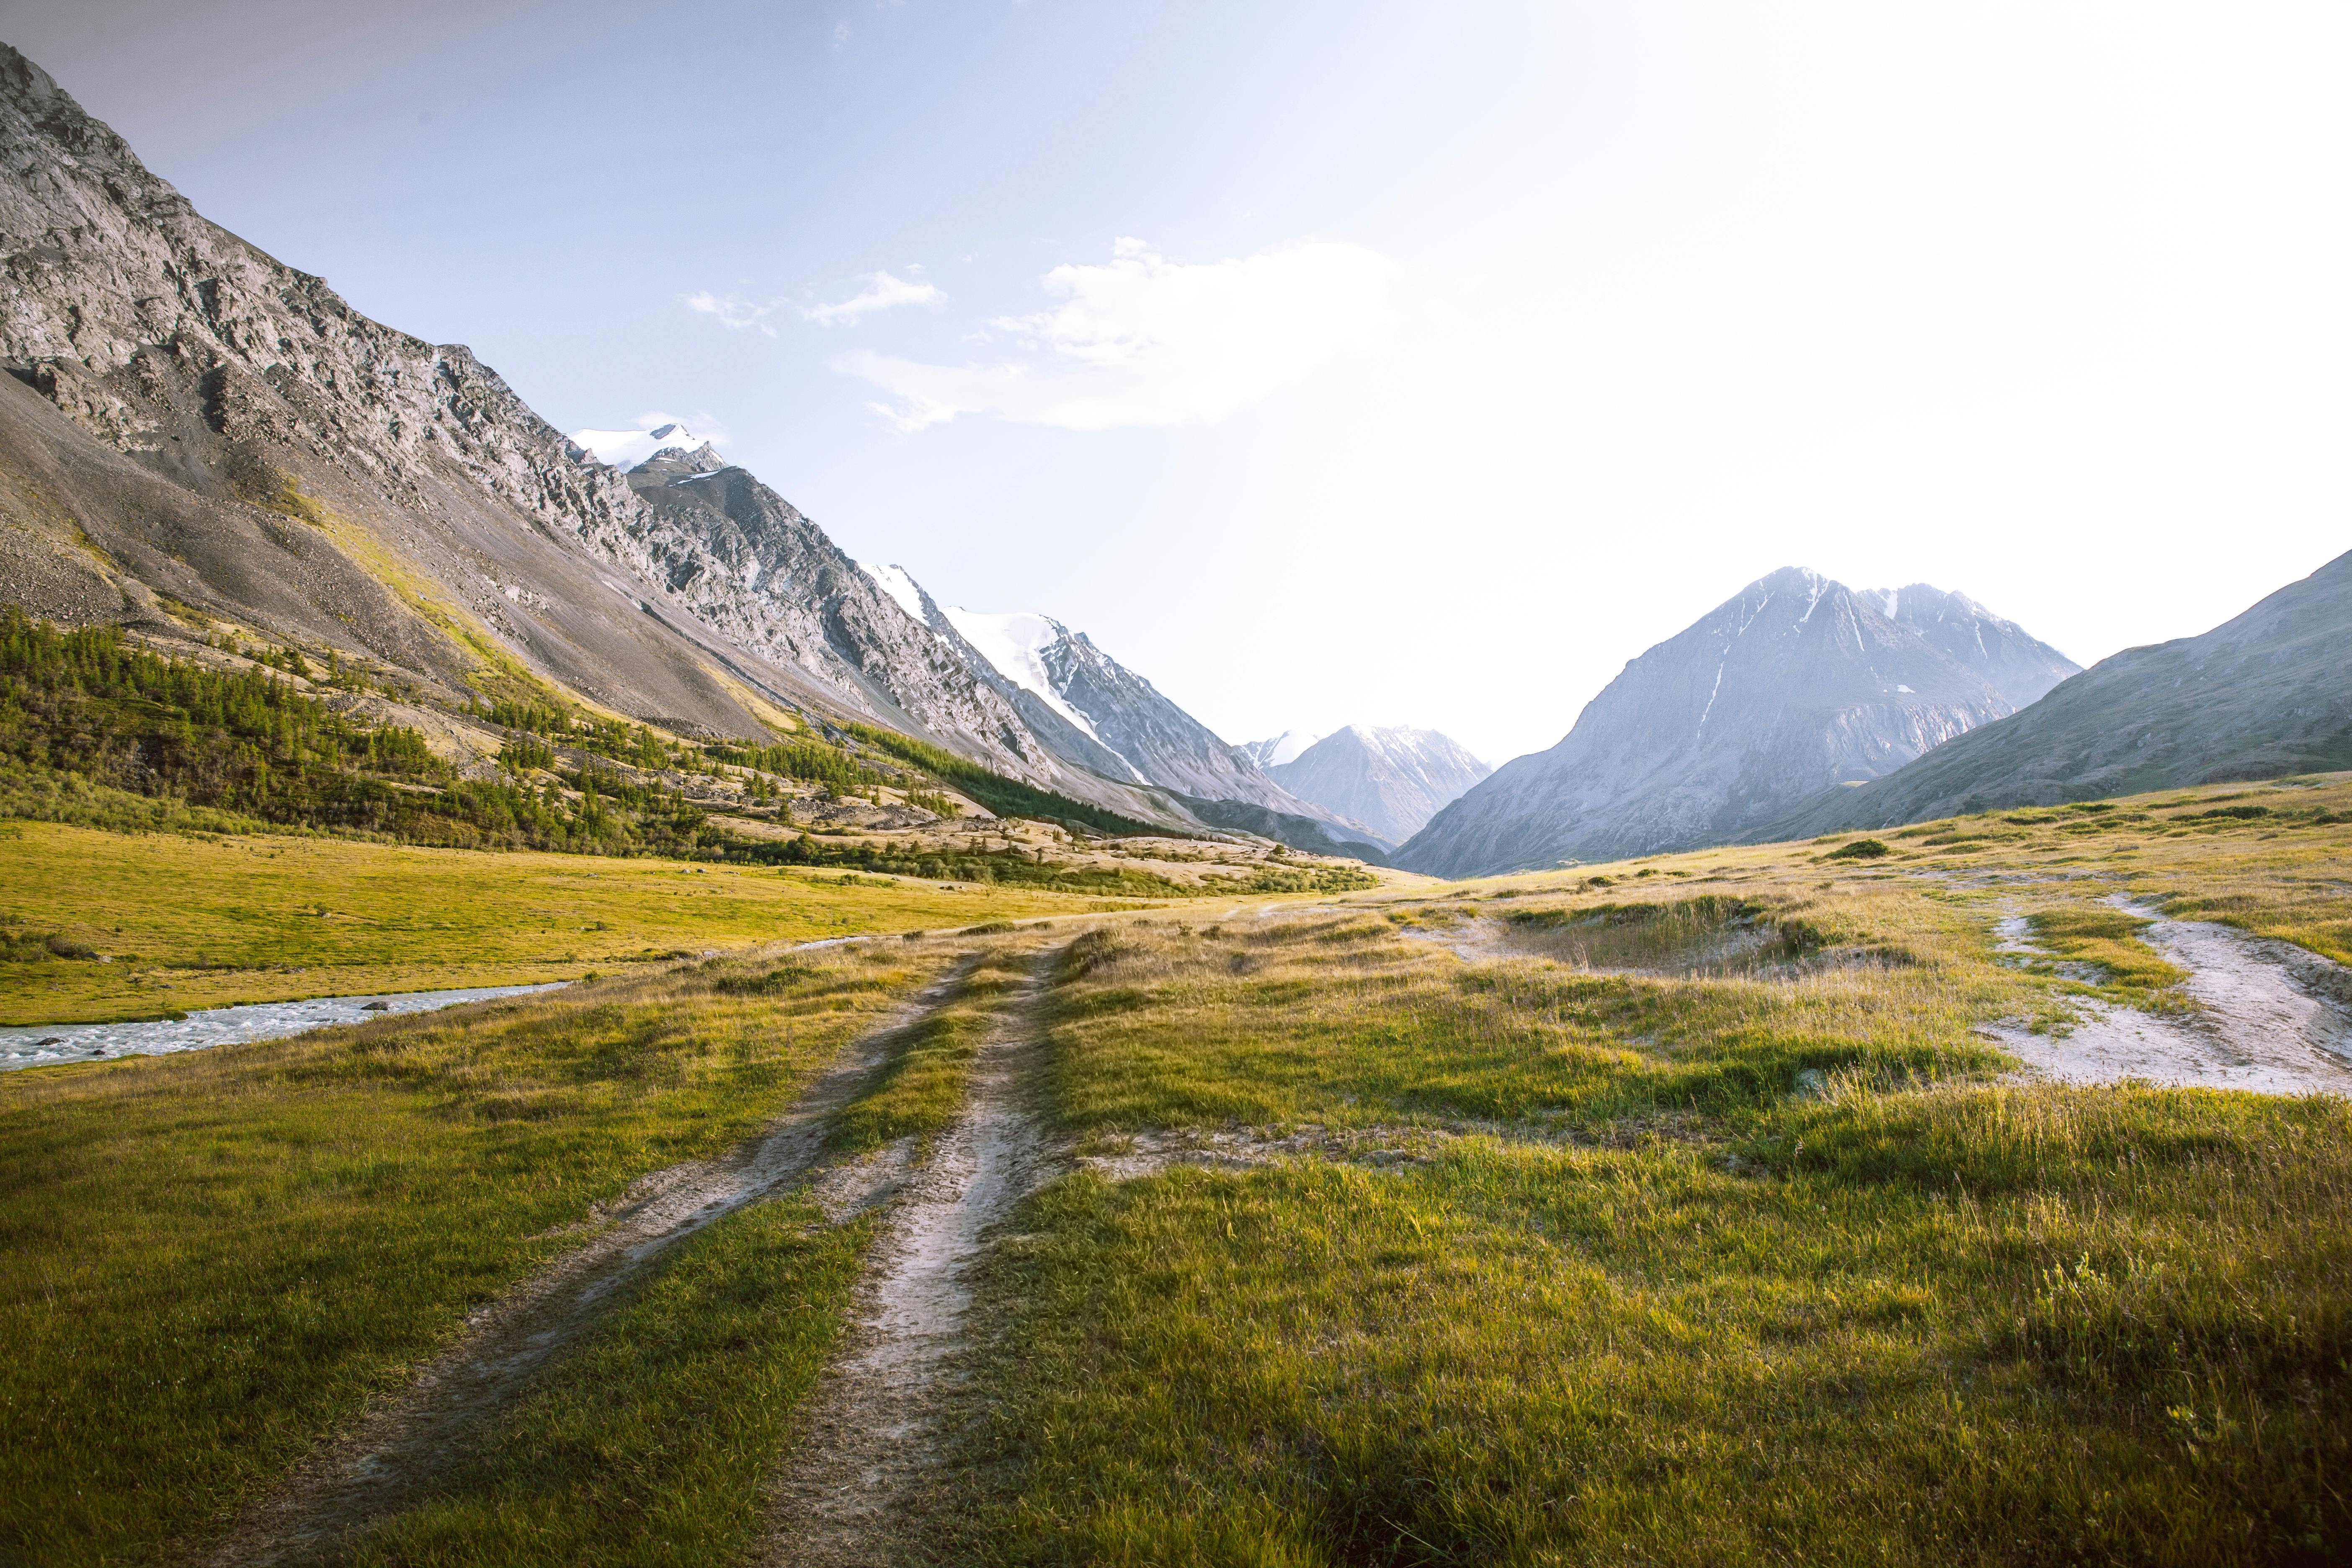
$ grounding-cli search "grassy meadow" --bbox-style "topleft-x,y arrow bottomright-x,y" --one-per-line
334,1192 -> 879,1568
0,819 -> 1124,1023
1,772 -> 2347,1564
927,774 -> 2352,1564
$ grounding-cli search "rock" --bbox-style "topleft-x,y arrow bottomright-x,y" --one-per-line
1772,549 -> 2352,833
359,1000 -> 391,1012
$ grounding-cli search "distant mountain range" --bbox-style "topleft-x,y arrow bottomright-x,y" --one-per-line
1253,726 -> 1491,843
829,557 -> 1385,856
1398,567 -> 2079,877
1771,549 -> 2352,835
1238,731 -> 1320,769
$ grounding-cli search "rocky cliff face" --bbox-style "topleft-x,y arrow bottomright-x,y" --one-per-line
0,45 -> 760,727
1775,549 -> 2352,834
615,444 -> 1061,776
939,605 -> 1282,805
1399,568 -> 2054,877
1267,725 -> 1490,844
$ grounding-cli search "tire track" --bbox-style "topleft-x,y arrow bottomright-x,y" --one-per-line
761,943 -> 1063,1566
209,954 -> 985,1568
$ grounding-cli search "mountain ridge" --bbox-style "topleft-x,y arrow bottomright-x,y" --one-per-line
852,560 -> 1382,838
1398,567 -> 2078,877
0,40 -> 1390,858
1766,549 -> 2352,835
1265,725 -> 1491,843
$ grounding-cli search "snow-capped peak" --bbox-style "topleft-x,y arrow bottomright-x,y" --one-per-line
939,606 -> 1107,747
569,421 -> 720,472
1239,730 -> 1323,768
858,561 -> 931,624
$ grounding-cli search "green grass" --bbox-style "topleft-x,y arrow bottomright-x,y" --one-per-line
1039,898 -> 2022,1138
831,949 -> 1039,1154
0,943 -> 956,1566
335,1195 -> 874,1568
10,772 -> 2352,1564
947,1089 -> 2350,1565
2027,905 -> 2192,998
919,834 -> 2352,1563
0,820 -> 1107,1023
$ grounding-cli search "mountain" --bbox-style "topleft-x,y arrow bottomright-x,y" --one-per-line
1238,731 -> 1321,769
1772,550 -> 2352,834
1264,726 -> 1491,843
852,561 -> 1377,834
570,421 -> 717,474
0,42 -> 1054,767
1859,583 -> 2079,709
0,42 -> 1389,856
1398,567 -> 2078,878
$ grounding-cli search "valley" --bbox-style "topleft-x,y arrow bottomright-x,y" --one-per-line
1,29 -> 2348,1568
7,774 -> 2351,1564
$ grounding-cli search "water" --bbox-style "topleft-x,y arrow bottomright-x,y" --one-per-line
0,982 -> 567,1073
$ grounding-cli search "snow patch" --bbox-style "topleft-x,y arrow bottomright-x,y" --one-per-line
942,606 -> 1109,747
1243,729 -> 1323,768
859,562 -> 932,624
569,422 -> 718,472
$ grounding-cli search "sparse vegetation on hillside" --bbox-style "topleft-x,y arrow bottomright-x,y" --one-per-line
0,609 -> 710,856
841,719 -> 1176,839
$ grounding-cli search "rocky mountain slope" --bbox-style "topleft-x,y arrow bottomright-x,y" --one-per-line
1264,725 -> 1490,843
1861,583 -> 2079,709
1398,567 -> 2076,877
0,44 -> 1065,769
1773,549 -> 2352,834
0,41 -> 1390,854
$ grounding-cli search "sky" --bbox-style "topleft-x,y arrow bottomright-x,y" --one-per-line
6,0 -> 2347,764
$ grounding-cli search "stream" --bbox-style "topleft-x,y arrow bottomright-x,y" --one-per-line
0,982 -> 567,1073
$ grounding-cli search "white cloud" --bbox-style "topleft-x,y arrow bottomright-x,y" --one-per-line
683,290 -> 784,337
804,269 -> 945,326
838,237 -> 1396,432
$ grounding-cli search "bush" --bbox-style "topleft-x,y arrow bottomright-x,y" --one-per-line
1825,838 -> 1892,861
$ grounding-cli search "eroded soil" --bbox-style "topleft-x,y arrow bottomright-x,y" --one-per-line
1981,895 -> 2352,1095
